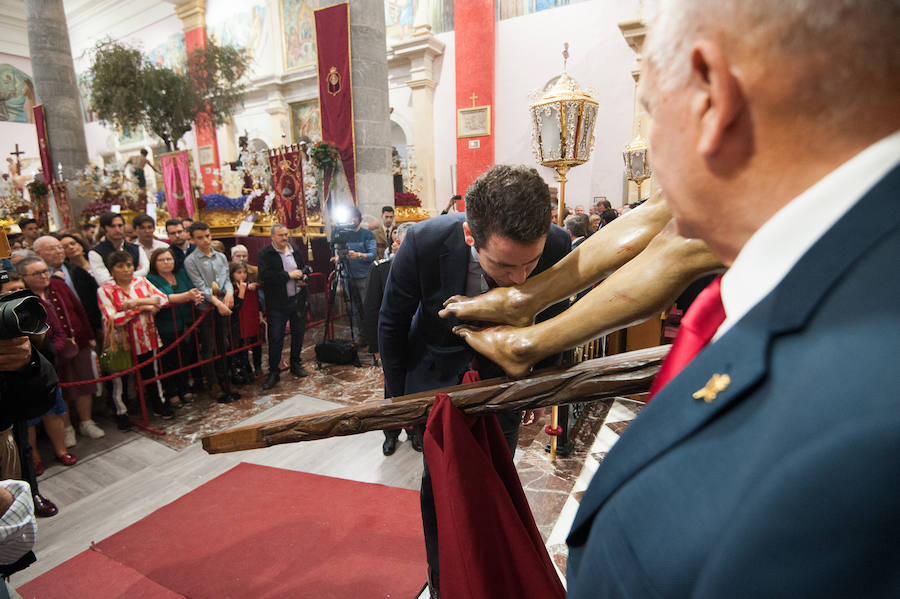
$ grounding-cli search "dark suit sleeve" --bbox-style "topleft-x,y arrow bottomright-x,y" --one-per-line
532,226 -> 572,369
258,248 -> 290,287
378,229 -> 422,398
73,266 -> 102,331
363,263 -> 386,350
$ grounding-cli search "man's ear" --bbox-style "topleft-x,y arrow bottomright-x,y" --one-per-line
462,221 -> 476,248
689,40 -> 744,157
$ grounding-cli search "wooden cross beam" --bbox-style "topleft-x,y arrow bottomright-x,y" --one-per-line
201,345 -> 669,454
9,144 -> 25,171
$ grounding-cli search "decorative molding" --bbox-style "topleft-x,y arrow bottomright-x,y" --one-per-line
618,19 -> 647,56
173,0 -> 206,31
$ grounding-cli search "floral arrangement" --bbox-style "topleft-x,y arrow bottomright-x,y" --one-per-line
394,191 -> 421,207
26,179 -> 49,198
310,141 -> 341,172
81,190 -> 148,219
201,193 -> 246,211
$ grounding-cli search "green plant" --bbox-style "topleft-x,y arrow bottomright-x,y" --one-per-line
310,142 -> 341,171
26,179 -> 48,198
87,38 -> 251,151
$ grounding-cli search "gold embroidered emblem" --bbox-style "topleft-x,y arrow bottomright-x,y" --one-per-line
692,373 -> 731,403
327,66 -> 342,96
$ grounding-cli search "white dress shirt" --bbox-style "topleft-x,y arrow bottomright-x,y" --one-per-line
88,242 -> 150,286
716,130 -> 900,339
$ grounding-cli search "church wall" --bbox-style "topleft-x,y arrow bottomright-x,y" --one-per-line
431,30 -> 456,206
493,0 -> 639,209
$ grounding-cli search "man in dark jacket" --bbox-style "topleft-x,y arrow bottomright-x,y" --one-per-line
258,224 -> 310,389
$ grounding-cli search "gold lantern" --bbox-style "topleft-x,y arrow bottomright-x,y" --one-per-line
623,130 -> 651,201
529,44 -> 598,460
529,43 -> 599,226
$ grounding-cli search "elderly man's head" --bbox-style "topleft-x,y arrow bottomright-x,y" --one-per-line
32,235 -> 65,268
641,0 -> 900,264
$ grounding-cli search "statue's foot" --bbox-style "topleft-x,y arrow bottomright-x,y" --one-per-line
451,324 -> 540,379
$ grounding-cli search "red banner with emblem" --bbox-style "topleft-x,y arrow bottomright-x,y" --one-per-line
32,104 -> 54,185
314,2 -> 356,203
267,144 -> 306,230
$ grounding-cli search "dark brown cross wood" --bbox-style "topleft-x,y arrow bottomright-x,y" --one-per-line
201,345 -> 669,454
9,144 -> 24,171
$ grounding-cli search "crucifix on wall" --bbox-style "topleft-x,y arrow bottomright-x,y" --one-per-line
9,144 -> 25,171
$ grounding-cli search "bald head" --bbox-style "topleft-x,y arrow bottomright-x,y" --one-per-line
32,235 -> 65,268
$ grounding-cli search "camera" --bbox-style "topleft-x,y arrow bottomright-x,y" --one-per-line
331,223 -> 356,246
0,271 -> 50,338
300,265 -> 313,282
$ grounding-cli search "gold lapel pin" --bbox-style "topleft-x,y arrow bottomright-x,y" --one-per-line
693,374 -> 731,403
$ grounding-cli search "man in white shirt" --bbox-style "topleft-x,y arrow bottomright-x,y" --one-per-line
87,212 -> 149,285
564,1 -> 900,596
133,214 -> 168,256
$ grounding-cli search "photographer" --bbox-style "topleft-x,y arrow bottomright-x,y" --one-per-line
258,224 -> 311,390
330,206 -> 375,342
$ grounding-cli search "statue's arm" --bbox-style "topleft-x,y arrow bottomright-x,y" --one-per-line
439,190 -> 672,327
453,222 -> 724,378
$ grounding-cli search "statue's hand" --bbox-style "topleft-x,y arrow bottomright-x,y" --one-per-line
451,324 -> 539,379
440,286 -> 534,328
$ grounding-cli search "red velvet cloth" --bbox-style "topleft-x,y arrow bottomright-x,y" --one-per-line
648,275 -> 726,399
314,3 -> 357,202
238,288 -> 261,339
424,392 -> 565,599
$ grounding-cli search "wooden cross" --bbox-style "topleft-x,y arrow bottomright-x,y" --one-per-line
469,92 -> 478,107
9,144 -> 25,171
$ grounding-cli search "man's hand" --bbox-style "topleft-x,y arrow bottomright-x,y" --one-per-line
440,286 -> 535,329
223,292 -> 234,309
52,271 -> 66,280
0,487 -> 14,516
348,250 -> 359,260
0,337 -> 32,372
213,298 -> 232,316
289,269 -> 304,280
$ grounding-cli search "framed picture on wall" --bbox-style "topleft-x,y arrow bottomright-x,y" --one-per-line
198,145 -> 215,166
457,106 -> 491,138
289,99 -> 322,143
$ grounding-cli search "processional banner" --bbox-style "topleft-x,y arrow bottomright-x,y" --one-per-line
314,2 -> 357,203
267,145 -> 306,230
50,182 -> 73,230
32,105 -> 54,185
159,151 -> 196,219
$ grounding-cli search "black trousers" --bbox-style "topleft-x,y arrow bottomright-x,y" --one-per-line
419,409 -> 522,592
197,308 -> 231,393
267,295 -> 307,373
159,328 -> 194,400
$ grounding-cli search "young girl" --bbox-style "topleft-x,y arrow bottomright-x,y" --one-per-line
229,261 -> 262,383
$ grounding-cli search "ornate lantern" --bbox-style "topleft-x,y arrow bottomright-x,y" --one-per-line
529,44 -> 599,461
529,43 -> 599,225
623,130 -> 651,201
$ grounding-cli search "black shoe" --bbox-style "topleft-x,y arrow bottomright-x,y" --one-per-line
152,400 -> 175,420
116,413 -> 132,431
290,362 -> 308,378
410,434 -> 423,453
217,392 -> 238,404
33,493 -> 58,518
382,436 -> 398,456
253,368 -> 263,379
262,371 -> 280,390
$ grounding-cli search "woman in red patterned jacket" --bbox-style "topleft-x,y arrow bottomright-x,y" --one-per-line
97,250 -> 172,428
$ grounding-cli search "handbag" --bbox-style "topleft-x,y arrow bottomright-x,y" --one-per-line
315,339 -> 360,366
98,320 -> 132,374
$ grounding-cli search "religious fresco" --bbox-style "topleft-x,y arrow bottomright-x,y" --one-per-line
385,0 -> 453,41
281,0 -> 318,70
146,33 -> 188,75
289,99 -> 322,143
497,0 -> 590,20
209,4 -> 267,66
76,72 -> 96,123
0,64 -> 36,124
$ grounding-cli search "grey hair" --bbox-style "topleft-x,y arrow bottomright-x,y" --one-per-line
31,236 -> 59,253
396,222 -> 414,242
270,224 -> 288,235
10,249 -> 37,265
644,0 -> 900,122
15,255 -> 45,275
230,244 -> 248,258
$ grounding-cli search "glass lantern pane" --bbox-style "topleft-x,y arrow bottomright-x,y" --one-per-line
576,104 -> 598,161
631,151 -> 645,179
563,101 -> 580,160
538,104 -> 562,161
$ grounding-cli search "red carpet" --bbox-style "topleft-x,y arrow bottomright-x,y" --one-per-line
19,463 -> 426,598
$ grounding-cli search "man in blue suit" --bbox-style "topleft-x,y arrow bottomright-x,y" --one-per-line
565,1 -> 900,596
379,164 -> 571,596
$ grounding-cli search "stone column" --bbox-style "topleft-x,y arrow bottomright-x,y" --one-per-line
320,0 -> 393,218
24,0 -> 89,215
393,24 -> 445,213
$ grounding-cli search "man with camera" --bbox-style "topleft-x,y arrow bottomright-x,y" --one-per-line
259,224 -> 311,390
331,207 -> 376,344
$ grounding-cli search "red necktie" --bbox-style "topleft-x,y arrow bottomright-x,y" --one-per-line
648,275 -> 725,400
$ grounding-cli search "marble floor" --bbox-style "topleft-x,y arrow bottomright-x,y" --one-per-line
14,330 -> 645,593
